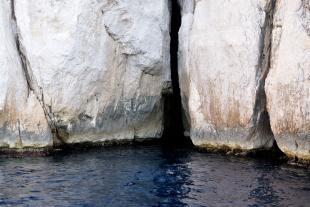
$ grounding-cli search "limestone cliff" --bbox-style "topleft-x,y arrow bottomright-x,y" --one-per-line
178,0 -> 309,161
178,0 -> 276,150
0,0 -> 170,147
266,0 -> 310,160
0,0 -> 309,162
0,0 -> 53,148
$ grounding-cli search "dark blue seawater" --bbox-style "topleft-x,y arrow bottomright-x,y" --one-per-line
0,145 -> 309,207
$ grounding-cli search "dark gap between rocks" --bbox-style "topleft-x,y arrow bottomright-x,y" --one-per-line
162,0 -> 193,147
254,0 -> 285,159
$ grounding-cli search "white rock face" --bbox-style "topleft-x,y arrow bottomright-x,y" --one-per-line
266,0 -> 310,160
178,0 -> 276,150
0,0 -> 52,148
0,0 -> 170,147
0,0 -> 309,162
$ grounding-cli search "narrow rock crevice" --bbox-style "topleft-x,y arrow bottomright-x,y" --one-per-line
10,0 -> 63,145
162,0 -> 192,146
250,0 -> 283,155
11,0 -> 33,95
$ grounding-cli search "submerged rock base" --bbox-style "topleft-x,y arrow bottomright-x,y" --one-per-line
0,138 -> 161,157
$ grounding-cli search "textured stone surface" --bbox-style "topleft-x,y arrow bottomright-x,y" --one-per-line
0,0 -> 53,148
0,0 -> 170,147
266,0 -> 310,160
178,0 -> 276,150
0,0 -> 309,161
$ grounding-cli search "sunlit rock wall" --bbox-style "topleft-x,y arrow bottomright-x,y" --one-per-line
0,0 -> 170,147
178,0 -> 276,150
0,0 -> 309,162
0,0 -> 53,148
179,0 -> 310,161
266,0 -> 310,160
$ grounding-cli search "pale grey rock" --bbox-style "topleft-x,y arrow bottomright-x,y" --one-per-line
0,0 -> 308,161
0,0 -> 170,147
178,0 -> 276,150
266,0 -> 310,160
0,0 -> 53,148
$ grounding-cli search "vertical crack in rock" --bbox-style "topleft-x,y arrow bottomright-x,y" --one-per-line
10,0 -> 33,96
10,0 -> 63,145
250,0 -> 281,153
162,0 -> 192,146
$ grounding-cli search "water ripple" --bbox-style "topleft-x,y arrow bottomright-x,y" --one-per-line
0,146 -> 309,207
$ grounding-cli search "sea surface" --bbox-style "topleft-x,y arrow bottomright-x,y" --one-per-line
0,145 -> 309,207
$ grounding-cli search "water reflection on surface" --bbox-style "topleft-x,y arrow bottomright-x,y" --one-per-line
0,145 -> 309,207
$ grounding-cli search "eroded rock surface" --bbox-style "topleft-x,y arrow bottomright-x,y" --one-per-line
0,0 -> 309,162
0,0 -> 53,148
0,0 -> 170,147
266,0 -> 310,160
178,0 -> 276,150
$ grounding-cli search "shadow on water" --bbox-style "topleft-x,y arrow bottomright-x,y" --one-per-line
0,145 -> 309,206
152,148 -> 192,207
